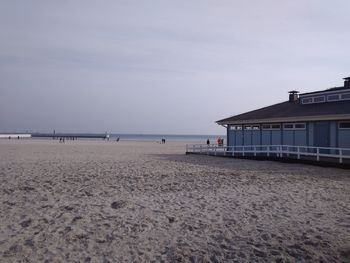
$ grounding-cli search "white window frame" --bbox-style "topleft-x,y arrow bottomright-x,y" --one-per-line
243,125 -> 260,130
283,123 -> 306,130
230,125 -> 242,130
341,93 -> 350,101
327,94 -> 340,102
283,123 -> 294,130
271,124 -> 281,130
294,123 -> 306,130
262,124 -> 271,130
301,97 -> 313,104
339,122 -> 350,129
262,124 -> 280,130
313,96 -> 325,103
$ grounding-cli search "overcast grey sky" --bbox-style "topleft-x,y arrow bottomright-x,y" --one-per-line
0,1 -> 349,134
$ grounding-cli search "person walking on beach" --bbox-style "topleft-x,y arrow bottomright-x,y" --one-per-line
207,139 -> 210,146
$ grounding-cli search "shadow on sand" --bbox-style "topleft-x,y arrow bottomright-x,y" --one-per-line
148,153 -> 296,171
148,153 -> 349,176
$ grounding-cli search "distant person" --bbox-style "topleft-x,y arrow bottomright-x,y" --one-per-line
207,139 -> 210,145
116,137 -> 120,142
217,137 -> 223,147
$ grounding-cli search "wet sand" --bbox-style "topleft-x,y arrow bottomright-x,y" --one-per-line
0,139 -> 349,262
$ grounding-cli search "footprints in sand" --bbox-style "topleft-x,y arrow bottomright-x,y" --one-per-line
110,201 -> 127,210
19,219 -> 32,228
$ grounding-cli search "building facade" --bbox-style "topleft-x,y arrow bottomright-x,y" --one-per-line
217,77 -> 350,149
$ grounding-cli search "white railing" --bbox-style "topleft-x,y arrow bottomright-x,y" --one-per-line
185,144 -> 350,164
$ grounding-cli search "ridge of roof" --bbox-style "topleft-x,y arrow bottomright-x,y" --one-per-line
300,86 -> 349,96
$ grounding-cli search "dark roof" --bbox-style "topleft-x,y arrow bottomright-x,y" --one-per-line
217,100 -> 350,124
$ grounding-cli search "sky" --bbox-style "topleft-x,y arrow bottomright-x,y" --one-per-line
0,0 -> 349,135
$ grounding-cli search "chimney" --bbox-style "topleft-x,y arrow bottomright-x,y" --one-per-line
288,90 -> 299,102
344,77 -> 350,88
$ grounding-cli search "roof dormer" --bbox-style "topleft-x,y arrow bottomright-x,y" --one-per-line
299,77 -> 350,105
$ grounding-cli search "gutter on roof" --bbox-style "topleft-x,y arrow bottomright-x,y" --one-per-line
216,114 -> 350,125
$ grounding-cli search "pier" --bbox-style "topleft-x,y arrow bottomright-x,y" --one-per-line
0,134 -> 32,139
31,133 -> 109,140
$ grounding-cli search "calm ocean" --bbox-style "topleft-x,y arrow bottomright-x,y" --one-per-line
23,132 -> 225,143
109,134 -> 223,143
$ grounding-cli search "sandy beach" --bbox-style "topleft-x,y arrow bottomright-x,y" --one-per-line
0,139 -> 349,262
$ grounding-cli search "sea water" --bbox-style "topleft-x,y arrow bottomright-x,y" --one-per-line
109,134 -> 223,143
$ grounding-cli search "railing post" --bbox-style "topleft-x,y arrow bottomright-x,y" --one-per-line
224,146 -> 226,156
267,146 -> 270,157
214,146 -> 217,156
254,146 -> 256,157
279,145 -> 282,158
316,147 -> 320,161
297,146 -> 300,159
232,146 -> 235,157
339,149 -> 343,164
242,146 -> 245,157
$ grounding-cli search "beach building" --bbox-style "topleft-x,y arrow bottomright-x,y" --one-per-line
216,77 -> 350,149
186,77 -> 350,165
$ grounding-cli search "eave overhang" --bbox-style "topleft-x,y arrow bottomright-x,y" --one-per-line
216,114 -> 350,125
